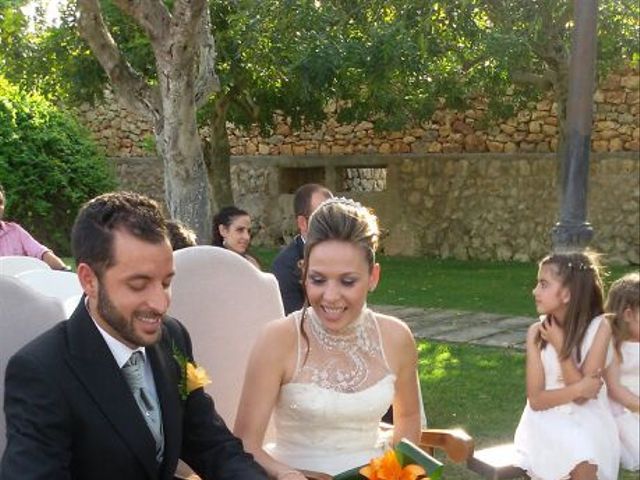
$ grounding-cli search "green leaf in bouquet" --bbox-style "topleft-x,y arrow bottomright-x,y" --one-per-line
332,466 -> 365,480
331,438 -> 443,480
395,438 -> 443,480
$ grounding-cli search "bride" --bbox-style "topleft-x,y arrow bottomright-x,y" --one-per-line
234,197 -> 421,478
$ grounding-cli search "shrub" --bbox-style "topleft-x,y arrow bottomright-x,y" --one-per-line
0,76 -> 116,255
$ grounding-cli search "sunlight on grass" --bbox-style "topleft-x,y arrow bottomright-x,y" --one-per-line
418,343 -> 459,381
418,340 -> 526,445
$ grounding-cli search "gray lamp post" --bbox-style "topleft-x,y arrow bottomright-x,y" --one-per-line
551,0 -> 598,251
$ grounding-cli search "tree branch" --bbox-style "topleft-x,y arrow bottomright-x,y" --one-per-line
511,70 -> 554,89
110,0 -> 171,43
76,0 -> 160,120
194,12 -> 220,108
173,0 -> 207,36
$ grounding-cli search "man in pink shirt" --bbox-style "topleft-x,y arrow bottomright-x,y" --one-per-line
0,184 -> 69,270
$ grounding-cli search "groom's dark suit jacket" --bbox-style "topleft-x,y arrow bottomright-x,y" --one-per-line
0,301 -> 266,480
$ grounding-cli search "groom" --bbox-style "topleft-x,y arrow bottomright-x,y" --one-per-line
0,192 -> 267,480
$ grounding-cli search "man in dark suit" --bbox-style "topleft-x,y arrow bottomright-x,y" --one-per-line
272,184 -> 332,314
0,192 -> 267,480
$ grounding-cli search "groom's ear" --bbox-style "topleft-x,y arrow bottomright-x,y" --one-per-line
77,263 -> 98,298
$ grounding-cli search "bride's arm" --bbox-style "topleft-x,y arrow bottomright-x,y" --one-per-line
379,315 -> 421,445
234,318 -> 309,480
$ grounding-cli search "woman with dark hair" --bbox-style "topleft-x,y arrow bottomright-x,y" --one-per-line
213,206 -> 260,269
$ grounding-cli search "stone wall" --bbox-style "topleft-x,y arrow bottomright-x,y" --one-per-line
110,152 -> 640,265
78,67 -> 639,157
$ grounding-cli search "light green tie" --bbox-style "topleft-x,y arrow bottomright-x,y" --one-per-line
121,351 -> 164,463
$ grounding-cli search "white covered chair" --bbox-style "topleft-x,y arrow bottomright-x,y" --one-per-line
170,246 -> 285,480
169,246 -> 284,428
0,275 -> 66,456
0,255 -> 50,277
16,269 -> 83,317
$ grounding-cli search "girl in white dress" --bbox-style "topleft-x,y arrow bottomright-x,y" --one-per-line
604,272 -> 640,471
514,251 -> 620,480
234,197 -> 421,479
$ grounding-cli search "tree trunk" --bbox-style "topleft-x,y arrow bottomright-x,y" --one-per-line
203,94 -> 234,217
153,35 -> 213,244
76,0 -> 218,245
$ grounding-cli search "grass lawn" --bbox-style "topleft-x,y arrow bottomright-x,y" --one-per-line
419,341 -> 526,479
419,341 -> 525,447
255,247 -> 634,317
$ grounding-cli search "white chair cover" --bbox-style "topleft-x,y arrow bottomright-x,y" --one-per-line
169,246 -> 284,429
0,275 -> 66,456
0,255 -> 50,277
16,269 -> 83,317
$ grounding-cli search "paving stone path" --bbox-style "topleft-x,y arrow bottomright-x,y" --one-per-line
373,305 -> 535,350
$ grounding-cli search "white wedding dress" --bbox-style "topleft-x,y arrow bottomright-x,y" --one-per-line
265,307 -> 395,475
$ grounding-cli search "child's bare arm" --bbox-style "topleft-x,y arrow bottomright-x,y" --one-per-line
526,324 -> 603,411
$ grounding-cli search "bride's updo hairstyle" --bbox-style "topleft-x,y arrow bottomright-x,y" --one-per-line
298,198 -> 380,360
302,196 -> 380,275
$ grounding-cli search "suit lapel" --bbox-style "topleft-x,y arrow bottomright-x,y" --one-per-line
65,301 -> 159,479
148,340 -> 182,478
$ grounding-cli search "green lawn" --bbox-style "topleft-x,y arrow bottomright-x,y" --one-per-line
419,341 -> 525,446
419,341 -> 526,479
255,247 -> 633,317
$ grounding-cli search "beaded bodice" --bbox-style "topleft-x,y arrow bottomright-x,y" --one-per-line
267,307 -> 395,474
290,306 -> 392,393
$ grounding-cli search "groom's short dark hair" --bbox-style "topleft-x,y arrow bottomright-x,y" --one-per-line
71,191 -> 168,276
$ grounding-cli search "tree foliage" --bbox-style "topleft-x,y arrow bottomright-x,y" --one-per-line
0,76 -> 116,254
4,0 -> 638,126
1,0 -> 637,232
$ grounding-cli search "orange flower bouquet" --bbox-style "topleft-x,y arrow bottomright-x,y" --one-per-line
332,439 -> 443,480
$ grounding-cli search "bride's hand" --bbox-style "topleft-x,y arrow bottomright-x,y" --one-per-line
299,470 -> 332,480
276,470 -> 312,480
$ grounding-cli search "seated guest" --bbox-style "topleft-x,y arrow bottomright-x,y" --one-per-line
167,219 -> 198,250
234,197 -> 421,477
213,206 -> 260,269
0,183 -> 69,270
0,191 -> 267,480
272,183 -> 333,314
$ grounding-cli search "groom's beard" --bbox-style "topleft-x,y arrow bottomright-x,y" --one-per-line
96,282 -> 164,347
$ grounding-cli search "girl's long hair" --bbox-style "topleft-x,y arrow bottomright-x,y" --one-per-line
605,272 -> 640,360
536,251 -> 605,362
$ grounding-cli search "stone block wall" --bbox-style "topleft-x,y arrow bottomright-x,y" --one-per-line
78,68 -> 638,157
110,152 -> 639,265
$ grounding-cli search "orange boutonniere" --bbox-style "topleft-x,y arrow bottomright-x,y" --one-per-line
172,344 -> 211,400
360,451 -> 427,480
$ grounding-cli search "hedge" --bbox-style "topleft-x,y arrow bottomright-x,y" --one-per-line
0,76 -> 116,255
